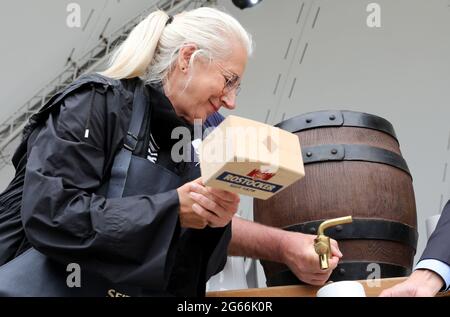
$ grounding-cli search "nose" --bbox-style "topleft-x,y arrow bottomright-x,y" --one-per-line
220,91 -> 237,110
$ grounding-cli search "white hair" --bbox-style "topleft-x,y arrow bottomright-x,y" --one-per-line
100,7 -> 253,84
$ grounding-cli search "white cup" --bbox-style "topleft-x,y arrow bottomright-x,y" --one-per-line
316,281 -> 366,297
425,214 -> 441,240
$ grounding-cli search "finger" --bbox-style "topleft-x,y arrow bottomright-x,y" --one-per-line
302,259 -> 327,274
207,187 -> 240,203
190,184 -> 226,210
192,177 -> 204,186
302,269 -> 331,280
308,278 -> 329,286
328,256 -> 340,270
192,203 -> 224,227
313,272 -> 332,281
294,269 -> 330,285
312,279 -> 328,286
311,258 -> 338,276
305,255 -> 336,274
189,192 -> 226,217
191,192 -> 237,222
330,239 -> 343,258
312,272 -> 332,284
312,266 -> 334,276
295,273 -> 320,286
190,183 -> 210,196
191,184 -> 238,214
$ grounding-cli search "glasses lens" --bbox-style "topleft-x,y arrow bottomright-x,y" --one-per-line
217,62 -> 241,95
223,75 -> 240,94
235,84 -> 241,96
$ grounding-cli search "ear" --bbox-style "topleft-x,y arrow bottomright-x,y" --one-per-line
178,44 -> 198,73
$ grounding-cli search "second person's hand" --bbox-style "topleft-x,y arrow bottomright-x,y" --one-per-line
280,231 -> 343,286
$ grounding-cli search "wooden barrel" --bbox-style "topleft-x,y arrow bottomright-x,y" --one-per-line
254,110 -> 418,286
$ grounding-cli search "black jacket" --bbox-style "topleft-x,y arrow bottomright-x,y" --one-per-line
0,74 -> 230,296
421,200 -> 450,266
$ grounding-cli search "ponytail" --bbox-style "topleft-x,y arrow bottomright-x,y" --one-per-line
100,7 -> 252,84
100,11 -> 170,79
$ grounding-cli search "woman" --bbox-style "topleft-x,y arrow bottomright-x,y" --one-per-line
0,7 -> 251,296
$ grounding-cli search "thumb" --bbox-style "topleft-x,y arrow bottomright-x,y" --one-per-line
193,177 -> 204,185
328,256 -> 340,270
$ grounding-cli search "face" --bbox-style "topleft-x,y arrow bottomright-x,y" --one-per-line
164,42 -> 248,124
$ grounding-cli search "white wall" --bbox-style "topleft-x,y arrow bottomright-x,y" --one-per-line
0,0 -> 155,120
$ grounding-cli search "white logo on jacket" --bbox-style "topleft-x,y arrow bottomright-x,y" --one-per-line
147,133 -> 159,163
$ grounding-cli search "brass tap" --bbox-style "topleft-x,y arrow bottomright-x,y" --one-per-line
314,216 -> 353,270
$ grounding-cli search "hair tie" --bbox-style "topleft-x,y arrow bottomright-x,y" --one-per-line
166,15 -> 174,26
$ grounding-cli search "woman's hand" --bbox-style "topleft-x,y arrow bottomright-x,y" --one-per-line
177,178 -> 240,229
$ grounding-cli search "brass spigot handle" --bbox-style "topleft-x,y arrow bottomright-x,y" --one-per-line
314,235 -> 331,269
314,216 -> 353,270
319,254 -> 329,270
317,216 -> 353,235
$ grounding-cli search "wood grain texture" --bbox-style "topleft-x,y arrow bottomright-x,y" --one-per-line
254,120 -> 417,283
206,277 -> 450,297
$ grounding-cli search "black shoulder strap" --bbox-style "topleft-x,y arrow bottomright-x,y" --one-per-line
106,82 -> 148,198
22,74 -> 118,142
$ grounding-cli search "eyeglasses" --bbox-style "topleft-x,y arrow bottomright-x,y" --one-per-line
215,63 -> 241,96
